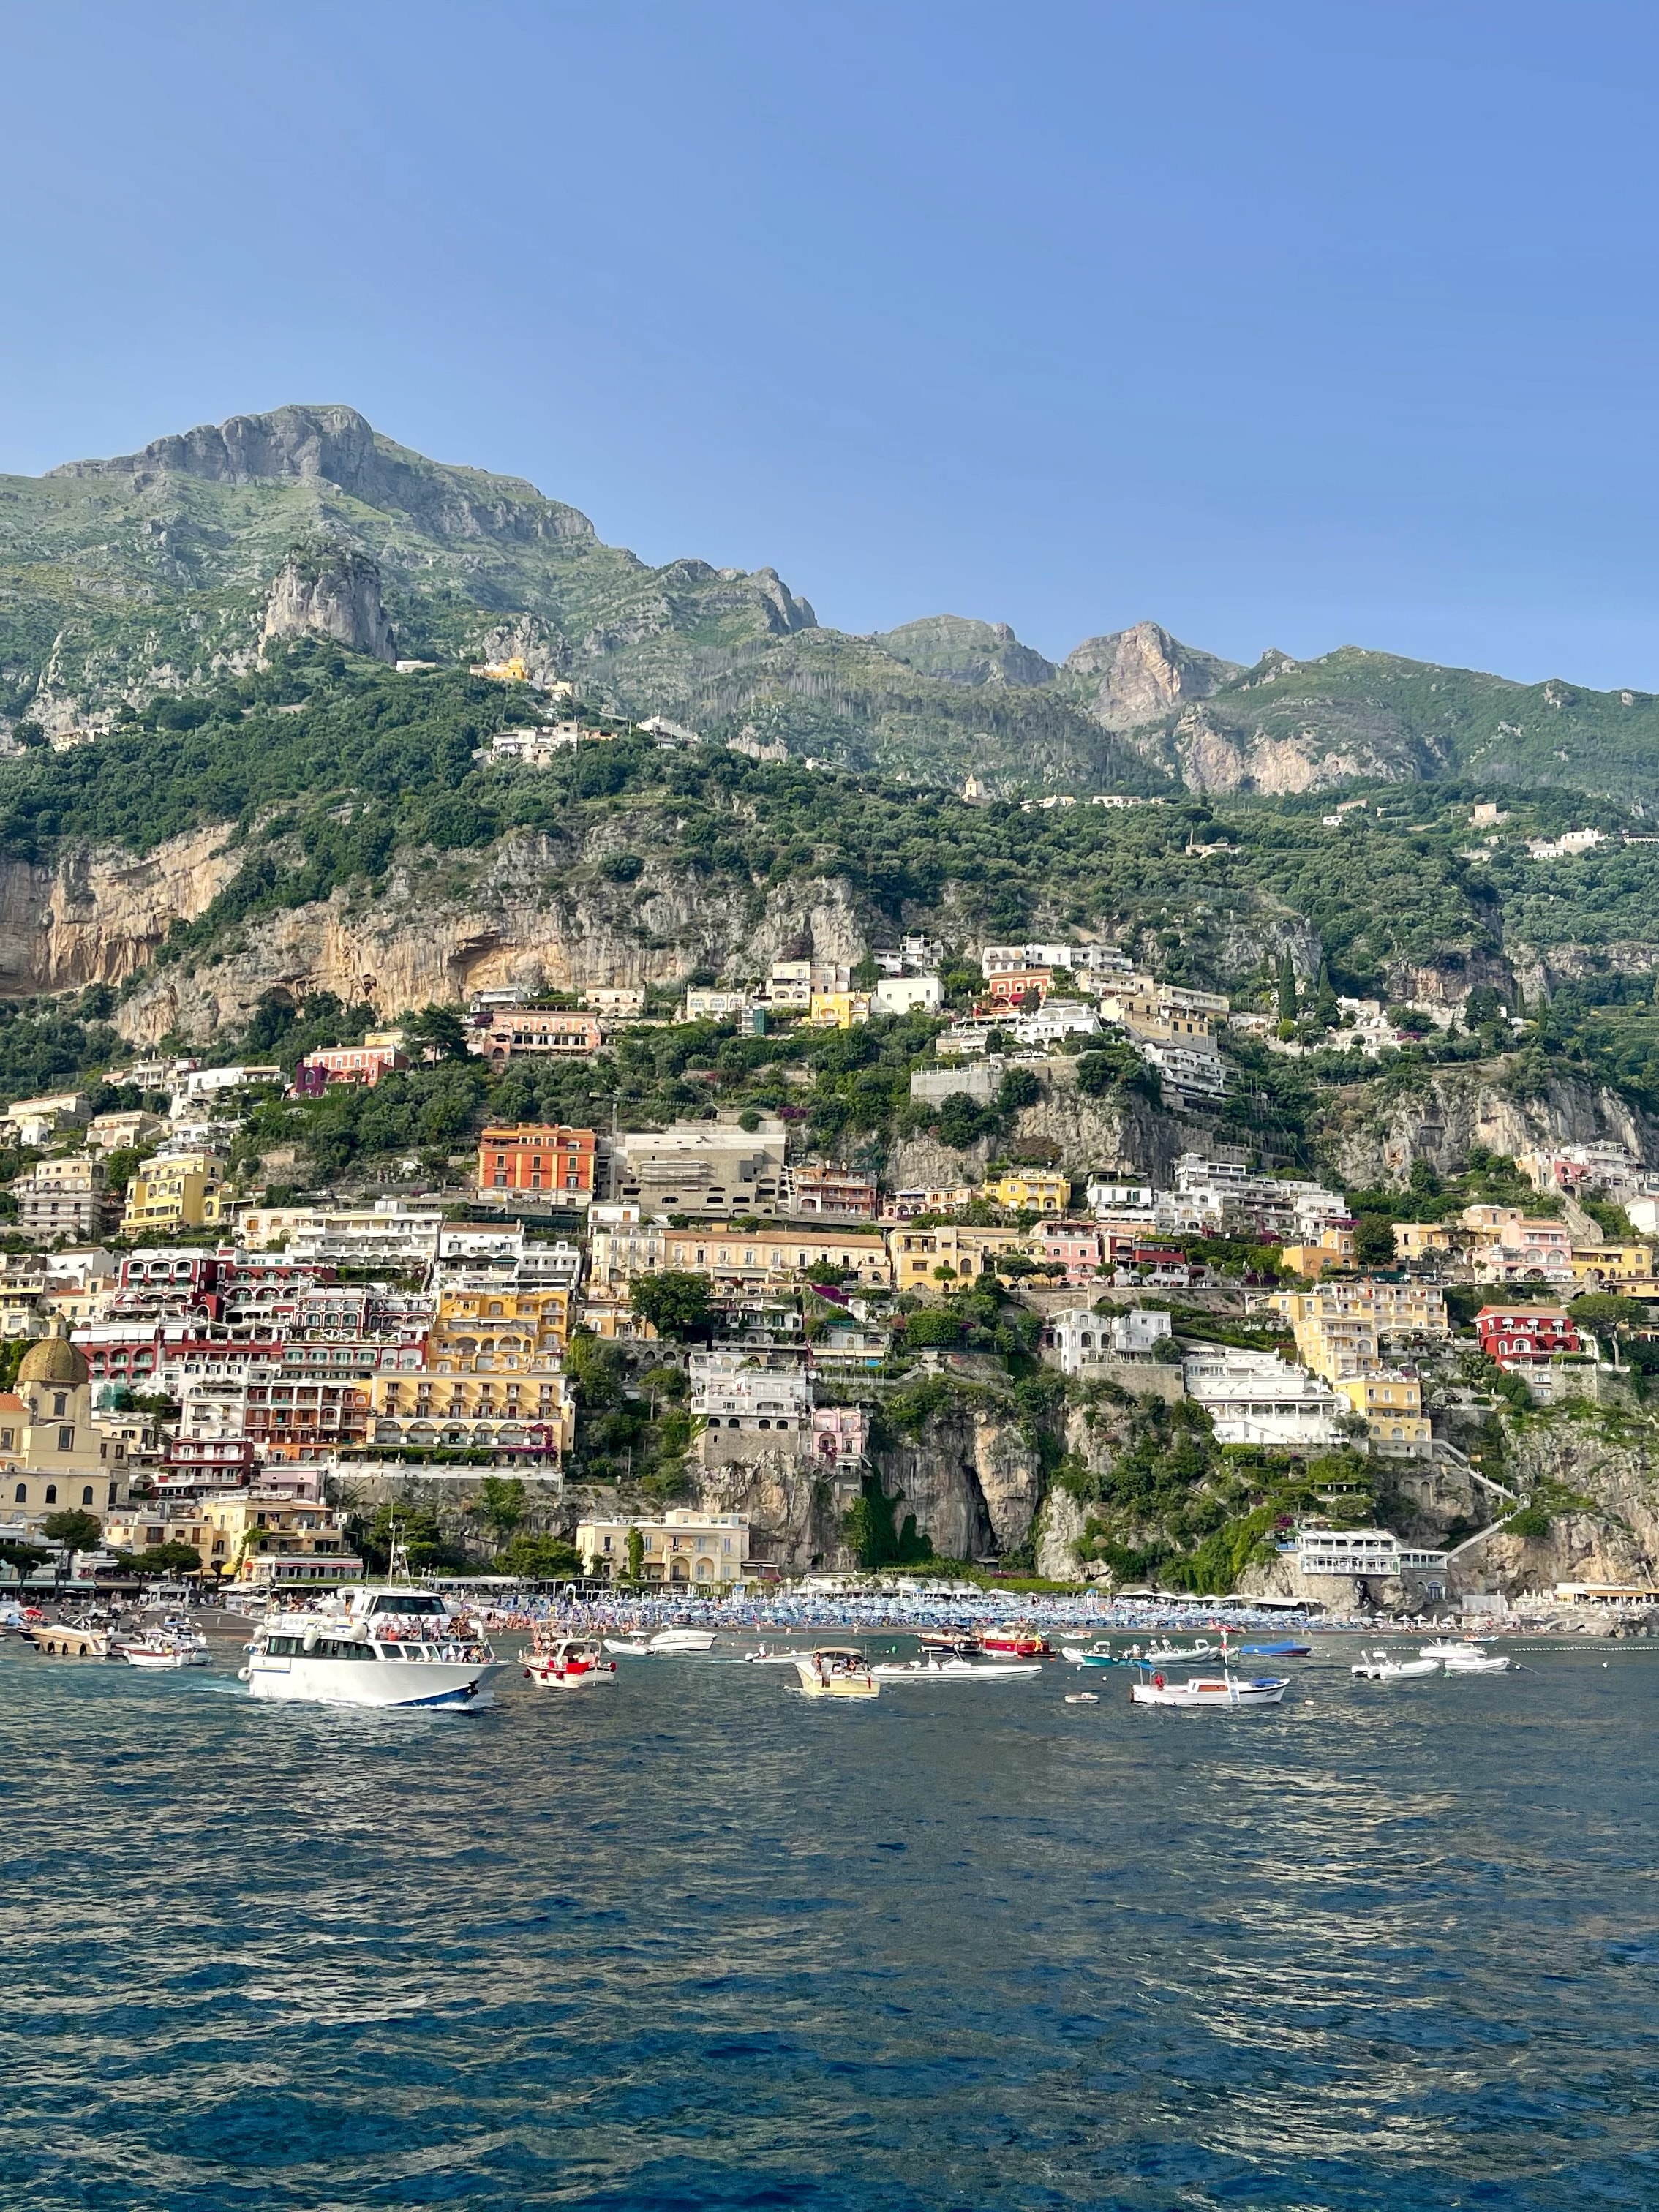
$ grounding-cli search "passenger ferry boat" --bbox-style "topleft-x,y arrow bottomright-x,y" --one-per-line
240,1586 -> 501,1709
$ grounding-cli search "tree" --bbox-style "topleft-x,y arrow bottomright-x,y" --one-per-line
936,1094 -> 990,1150
41,1508 -> 103,1554
135,1540 -> 203,1576
405,1004 -> 472,1060
494,1532 -> 580,1579
1353,1214 -> 1396,1267
474,1475 -> 526,1543
905,1308 -> 963,1347
0,1539 -> 48,1575
626,1526 -> 645,1580
995,1067 -> 1042,1113
1276,953 -> 1299,1022
629,1270 -> 713,1342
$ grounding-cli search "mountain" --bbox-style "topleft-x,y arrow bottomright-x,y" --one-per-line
5,400 -> 1659,808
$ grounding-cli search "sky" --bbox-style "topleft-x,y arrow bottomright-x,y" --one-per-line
4,0 -> 1659,684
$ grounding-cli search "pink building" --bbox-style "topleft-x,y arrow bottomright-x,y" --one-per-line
292,1045 -> 407,1093
1035,1222 -> 1106,1284
473,1014 -> 603,1061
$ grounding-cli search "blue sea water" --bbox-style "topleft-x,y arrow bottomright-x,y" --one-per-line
2,1633 -> 1657,2212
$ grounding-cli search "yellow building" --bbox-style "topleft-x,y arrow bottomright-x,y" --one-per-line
808,990 -> 873,1030
1335,1371 -> 1432,1448
1569,1244 -> 1659,1290
429,1285 -> 571,1364
1282,1225 -> 1356,1279
369,1366 -> 575,1460
1,1325 -> 129,1528
1392,1221 -> 1455,1260
656,1224 -> 892,1290
194,1491 -> 362,1583
887,1222 -> 1029,1292
120,1151 -> 226,1236
576,1507 -> 750,1587
983,1170 -> 1070,1214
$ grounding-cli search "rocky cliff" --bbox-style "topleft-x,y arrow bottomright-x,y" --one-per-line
261,540 -> 395,662
0,825 -> 239,995
1319,1064 -> 1659,1187
874,615 -> 1058,689
110,832 -> 875,1044
1062,622 -> 1240,731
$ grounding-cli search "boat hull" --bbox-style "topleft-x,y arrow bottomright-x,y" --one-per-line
244,1653 -> 502,1708
124,1649 -> 211,1670
1131,1676 -> 1287,1708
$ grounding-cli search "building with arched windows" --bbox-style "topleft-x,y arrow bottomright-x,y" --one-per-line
2,1322 -> 131,1530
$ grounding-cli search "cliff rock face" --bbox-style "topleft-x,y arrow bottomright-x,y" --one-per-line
876,1402 -> 1045,1560
875,616 -> 1058,689
261,541 -> 395,662
1064,622 -> 1239,731
110,835 -> 873,1044
1320,1066 -> 1659,1186
693,1448 -> 854,1573
1465,1416 -> 1659,1598
0,826 -> 238,996
472,612 -> 570,685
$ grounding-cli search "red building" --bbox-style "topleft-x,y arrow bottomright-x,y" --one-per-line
473,1014 -> 602,1061
986,969 -> 1053,1006
477,1124 -> 598,1197
1476,1305 -> 1579,1366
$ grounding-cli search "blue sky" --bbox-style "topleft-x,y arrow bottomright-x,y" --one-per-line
4,0 -> 1658,683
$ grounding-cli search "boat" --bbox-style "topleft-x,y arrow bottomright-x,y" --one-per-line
793,1647 -> 879,1699
919,1629 -> 980,1655
1129,1664 -> 1287,1709
1064,1691 -> 1099,1704
603,1630 -> 658,1658
122,1626 -> 211,1670
239,1586 -> 500,1709
870,1655 -> 1041,1681
1238,1640 -> 1312,1658
979,1625 -> 1053,1660
649,1628 -> 716,1653
1442,1647 -> 1511,1673
1421,1637 -> 1491,1660
1350,1647 -> 1439,1679
23,1618 -> 112,1658
1061,1642 -> 1118,1665
523,1633 -> 616,1688
740,1643 -> 802,1665
1136,1639 -> 1216,1664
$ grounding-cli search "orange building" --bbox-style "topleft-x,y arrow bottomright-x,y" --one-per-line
478,1124 -> 598,1198
986,968 -> 1053,1005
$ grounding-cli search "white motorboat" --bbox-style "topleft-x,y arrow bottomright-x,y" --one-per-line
649,1628 -> 716,1653
1061,1643 -> 1115,1665
794,1647 -> 879,1699
523,1634 -> 616,1689
123,1628 -> 211,1670
1130,1667 -> 1287,1709
603,1631 -> 658,1658
870,1655 -> 1042,1681
240,1587 -> 500,1709
740,1644 -> 802,1665
1421,1637 -> 1490,1660
1351,1648 -> 1439,1679
1442,1647 -> 1511,1673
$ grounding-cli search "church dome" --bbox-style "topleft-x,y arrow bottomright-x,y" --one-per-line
19,1322 -> 89,1388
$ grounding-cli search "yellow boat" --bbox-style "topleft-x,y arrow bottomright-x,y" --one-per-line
793,1646 -> 879,1699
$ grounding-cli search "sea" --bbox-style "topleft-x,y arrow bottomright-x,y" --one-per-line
2,1630 -> 1656,2212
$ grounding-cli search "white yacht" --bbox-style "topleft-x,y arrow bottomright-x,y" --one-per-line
241,1587 -> 501,1709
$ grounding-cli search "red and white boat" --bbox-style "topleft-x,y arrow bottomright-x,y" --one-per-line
523,1633 -> 617,1689
979,1625 -> 1053,1660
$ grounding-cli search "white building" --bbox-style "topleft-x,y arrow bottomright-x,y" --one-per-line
236,1199 -> 448,1266
1287,1527 -> 1448,1582
1181,1347 -> 1346,1446
575,1507 -> 750,1586
611,1121 -> 788,1216
871,974 -> 943,1016
1086,1176 -> 1157,1215
1044,1306 -> 1172,1374
684,988 -> 751,1021
688,1349 -> 810,1434
1141,1040 -> 1226,1102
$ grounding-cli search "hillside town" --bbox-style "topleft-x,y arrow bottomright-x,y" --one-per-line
1,936 -> 1657,1624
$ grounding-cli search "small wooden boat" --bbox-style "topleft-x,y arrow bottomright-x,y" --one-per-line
794,1647 -> 879,1699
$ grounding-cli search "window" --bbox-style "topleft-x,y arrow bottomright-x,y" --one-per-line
44,1485 -> 56,1504
12,1482 -> 23,1502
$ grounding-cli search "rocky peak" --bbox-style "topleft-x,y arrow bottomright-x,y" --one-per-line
1063,620 -> 1241,730
260,538 -> 394,663
874,615 -> 1057,688
49,402 -> 596,548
